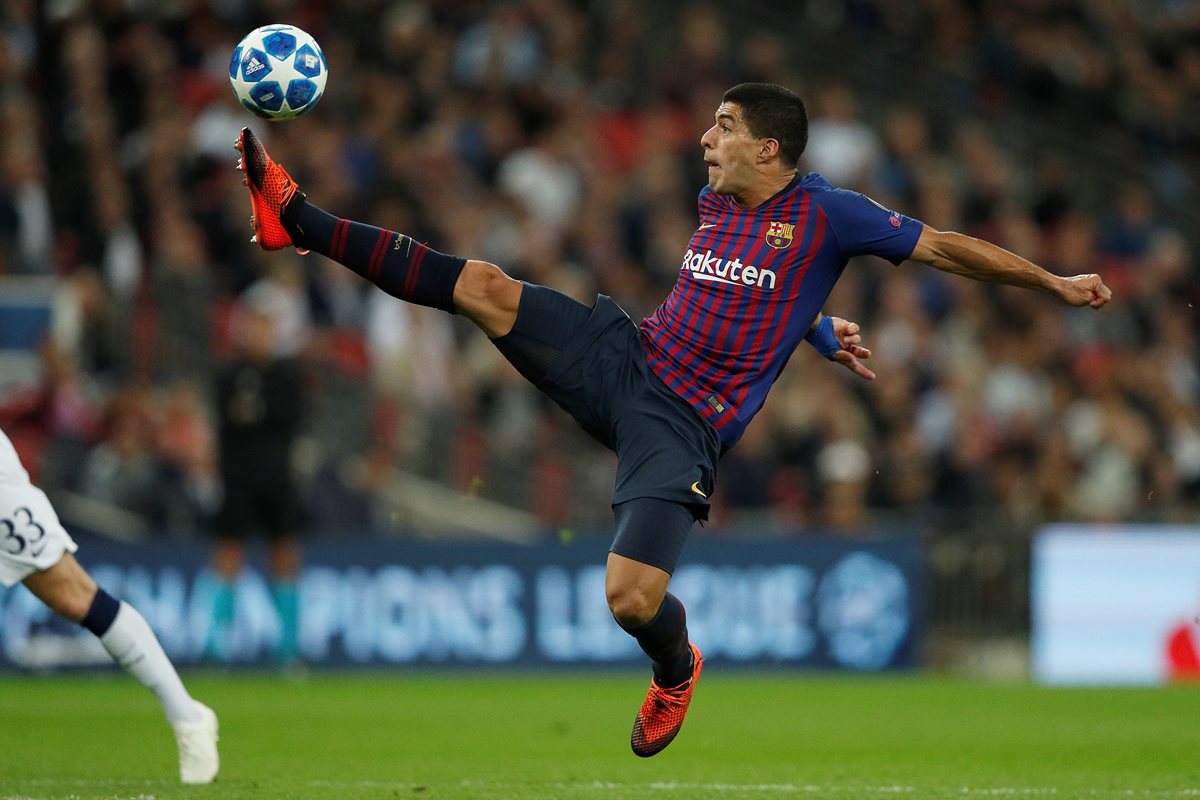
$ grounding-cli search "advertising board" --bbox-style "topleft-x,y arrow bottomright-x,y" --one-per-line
1032,526 -> 1200,685
0,534 -> 922,671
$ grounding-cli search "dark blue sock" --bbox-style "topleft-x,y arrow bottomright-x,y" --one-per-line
619,593 -> 693,688
284,197 -> 465,313
80,588 -> 121,636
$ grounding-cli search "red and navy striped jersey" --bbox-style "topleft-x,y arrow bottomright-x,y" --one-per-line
639,172 -> 923,449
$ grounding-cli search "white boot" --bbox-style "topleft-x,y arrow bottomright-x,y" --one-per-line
173,701 -> 219,784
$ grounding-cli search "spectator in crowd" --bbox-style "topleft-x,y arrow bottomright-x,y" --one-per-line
79,386 -> 159,519
155,379 -> 221,536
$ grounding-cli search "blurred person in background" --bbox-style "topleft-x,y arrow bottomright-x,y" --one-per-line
233,77 -> 1108,755
206,291 -> 306,668
804,83 -> 882,187
0,103 -> 53,275
0,338 -> 103,490
78,385 -> 160,519
0,426 -> 218,784
155,379 -> 221,536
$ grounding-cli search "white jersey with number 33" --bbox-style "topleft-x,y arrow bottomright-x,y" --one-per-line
0,429 -> 77,587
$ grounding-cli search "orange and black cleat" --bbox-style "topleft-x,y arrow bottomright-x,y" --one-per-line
234,127 -> 304,251
630,642 -> 703,757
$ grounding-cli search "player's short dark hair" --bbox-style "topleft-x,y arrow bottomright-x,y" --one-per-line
722,83 -> 808,166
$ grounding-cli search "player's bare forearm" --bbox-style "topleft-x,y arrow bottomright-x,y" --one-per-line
914,229 -> 1053,290
910,226 -> 1111,308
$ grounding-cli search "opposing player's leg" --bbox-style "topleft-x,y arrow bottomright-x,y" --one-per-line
235,127 -> 523,337
23,553 -> 219,784
606,498 -> 704,757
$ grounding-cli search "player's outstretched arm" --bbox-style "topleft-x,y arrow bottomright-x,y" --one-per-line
909,226 -> 1112,309
806,314 -> 876,381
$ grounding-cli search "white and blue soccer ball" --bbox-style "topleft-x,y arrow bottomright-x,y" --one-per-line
229,24 -> 327,120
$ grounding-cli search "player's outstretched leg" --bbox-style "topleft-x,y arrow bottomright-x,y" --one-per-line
94,596 -> 220,782
235,127 -> 467,312
24,554 -> 219,784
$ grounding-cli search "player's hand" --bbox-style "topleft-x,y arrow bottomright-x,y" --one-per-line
828,317 -> 876,381
1058,274 -> 1112,309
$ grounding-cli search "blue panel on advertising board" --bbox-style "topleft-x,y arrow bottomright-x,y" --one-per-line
0,534 -> 922,671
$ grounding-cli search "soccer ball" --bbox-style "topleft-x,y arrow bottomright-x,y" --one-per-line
229,24 -> 327,120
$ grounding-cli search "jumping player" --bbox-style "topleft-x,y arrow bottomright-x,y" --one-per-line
0,428 -> 219,783
234,82 -> 1110,757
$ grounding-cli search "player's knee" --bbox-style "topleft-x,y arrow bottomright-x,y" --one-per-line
454,260 -> 519,314
47,583 -> 98,623
607,583 -> 660,629
22,553 -> 99,623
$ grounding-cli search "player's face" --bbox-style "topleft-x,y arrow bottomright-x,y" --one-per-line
701,103 -> 764,200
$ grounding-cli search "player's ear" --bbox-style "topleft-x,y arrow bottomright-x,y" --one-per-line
758,137 -> 781,162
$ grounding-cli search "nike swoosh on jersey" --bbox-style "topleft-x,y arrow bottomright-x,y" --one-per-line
697,223 -> 717,230
690,481 -> 707,498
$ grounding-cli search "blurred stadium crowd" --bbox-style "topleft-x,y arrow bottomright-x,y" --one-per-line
0,0 -> 1197,541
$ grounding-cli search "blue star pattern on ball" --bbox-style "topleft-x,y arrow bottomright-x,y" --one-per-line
262,31 -> 297,60
285,80 -> 317,109
239,48 -> 272,82
249,81 -> 285,113
293,44 -> 323,78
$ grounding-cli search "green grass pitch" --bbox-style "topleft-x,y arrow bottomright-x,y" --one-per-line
0,671 -> 1195,799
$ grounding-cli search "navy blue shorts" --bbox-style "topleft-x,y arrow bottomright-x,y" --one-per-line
537,295 -> 721,521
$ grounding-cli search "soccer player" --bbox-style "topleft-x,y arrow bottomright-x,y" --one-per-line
0,428 -> 219,783
234,82 -> 1110,756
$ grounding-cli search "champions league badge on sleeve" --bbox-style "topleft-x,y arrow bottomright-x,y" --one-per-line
817,552 -> 911,670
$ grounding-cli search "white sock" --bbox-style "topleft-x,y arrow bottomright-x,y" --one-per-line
99,601 -> 200,725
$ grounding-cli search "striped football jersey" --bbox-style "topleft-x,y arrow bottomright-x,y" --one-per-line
639,172 -> 923,448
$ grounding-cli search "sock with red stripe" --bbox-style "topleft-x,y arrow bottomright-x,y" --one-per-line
282,196 -> 465,313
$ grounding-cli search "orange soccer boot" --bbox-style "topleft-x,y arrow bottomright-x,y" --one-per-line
630,642 -> 703,757
234,127 -> 304,251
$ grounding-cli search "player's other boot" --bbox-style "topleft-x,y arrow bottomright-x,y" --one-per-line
630,642 -> 703,757
173,701 -> 219,784
234,127 -> 304,251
